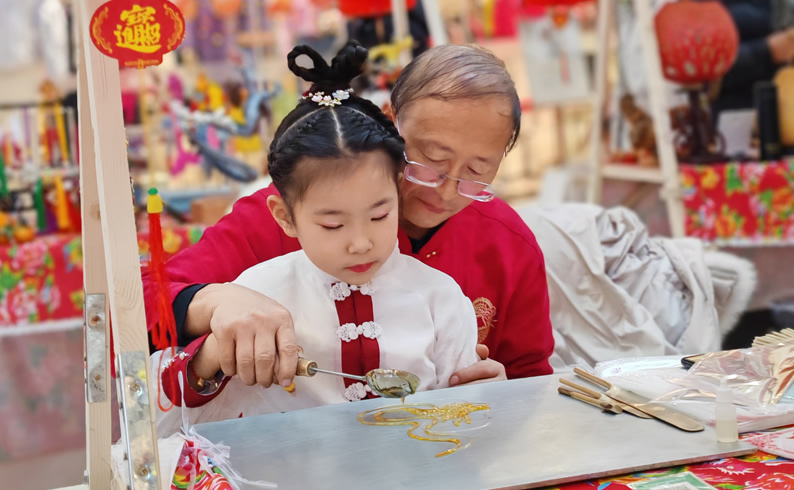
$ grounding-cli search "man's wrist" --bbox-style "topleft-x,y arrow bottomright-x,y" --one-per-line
185,283 -> 223,338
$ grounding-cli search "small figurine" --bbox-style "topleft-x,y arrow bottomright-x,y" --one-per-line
619,94 -> 658,167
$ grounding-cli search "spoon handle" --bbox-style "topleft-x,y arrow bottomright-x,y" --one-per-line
308,366 -> 368,383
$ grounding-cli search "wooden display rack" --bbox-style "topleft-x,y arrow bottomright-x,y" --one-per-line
587,0 -> 686,238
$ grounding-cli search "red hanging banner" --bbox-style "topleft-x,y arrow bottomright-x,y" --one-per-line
338,0 -> 417,18
89,0 -> 186,69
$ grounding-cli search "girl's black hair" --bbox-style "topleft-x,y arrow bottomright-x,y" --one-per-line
268,40 -> 405,205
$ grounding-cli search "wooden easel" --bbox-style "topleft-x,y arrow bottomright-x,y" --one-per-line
75,0 -> 163,488
587,0 -> 686,238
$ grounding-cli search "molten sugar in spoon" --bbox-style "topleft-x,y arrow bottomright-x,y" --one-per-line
296,358 -> 420,398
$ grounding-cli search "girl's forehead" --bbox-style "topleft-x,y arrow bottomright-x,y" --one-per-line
295,154 -> 398,211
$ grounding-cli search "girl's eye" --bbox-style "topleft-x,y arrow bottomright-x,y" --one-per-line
321,224 -> 342,230
372,213 -> 390,222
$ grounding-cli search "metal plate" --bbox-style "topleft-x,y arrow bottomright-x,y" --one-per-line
84,293 -> 107,403
194,375 -> 756,489
117,351 -> 159,490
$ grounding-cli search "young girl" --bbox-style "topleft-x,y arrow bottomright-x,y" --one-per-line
155,42 -> 479,435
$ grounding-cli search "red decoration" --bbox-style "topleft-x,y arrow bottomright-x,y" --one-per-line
521,0 -> 594,26
89,0 -> 186,69
522,0 -> 590,5
655,0 -> 739,85
338,0 -> 417,18
146,189 -> 176,352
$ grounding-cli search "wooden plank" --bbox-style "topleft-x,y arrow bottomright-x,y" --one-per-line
602,163 -> 665,184
76,0 -> 112,486
586,0 -> 612,203
77,0 -> 162,487
633,0 -> 685,238
391,0 -> 411,66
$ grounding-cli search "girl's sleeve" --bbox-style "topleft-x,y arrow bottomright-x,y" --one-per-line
157,334 -> 231,409
431,283 -> 480,389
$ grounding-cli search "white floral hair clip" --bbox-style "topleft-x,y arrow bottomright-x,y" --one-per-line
301,89 -> 353,107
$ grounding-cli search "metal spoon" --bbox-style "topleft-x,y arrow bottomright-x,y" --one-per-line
296,358 -> 420,398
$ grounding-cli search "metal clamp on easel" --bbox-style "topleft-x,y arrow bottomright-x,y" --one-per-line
117,351 -> 160,490
84,293 -> 107,404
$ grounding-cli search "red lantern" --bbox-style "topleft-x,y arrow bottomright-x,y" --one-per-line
655,0 -> 739,85
90,0 -> 186,69
210,0 -> 243,18
338,0 -> 417,18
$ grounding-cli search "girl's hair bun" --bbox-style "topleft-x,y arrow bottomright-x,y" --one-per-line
287,40 -> 368,93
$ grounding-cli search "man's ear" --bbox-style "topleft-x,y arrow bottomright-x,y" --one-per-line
267,195 -> 297,237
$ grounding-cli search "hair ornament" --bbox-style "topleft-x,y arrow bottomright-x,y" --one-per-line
302,88 -> 353,107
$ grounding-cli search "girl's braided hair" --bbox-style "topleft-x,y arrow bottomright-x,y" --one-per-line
268,40 -> 404,205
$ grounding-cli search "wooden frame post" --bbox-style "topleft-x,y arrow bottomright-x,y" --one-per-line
78,0 -> 113,485
77,0 -> 162,488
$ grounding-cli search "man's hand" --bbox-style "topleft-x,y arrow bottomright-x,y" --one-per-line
189,283 -> 300,388
449,344 -> 507,387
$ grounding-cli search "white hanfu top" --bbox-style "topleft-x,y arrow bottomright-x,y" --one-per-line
155,243 -> 479,435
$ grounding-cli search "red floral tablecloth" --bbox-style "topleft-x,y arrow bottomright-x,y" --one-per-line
555,450 -> 793,489
0,226 -> 204,328
555,427 -> 794,489
681,161 -> 794,245
0,226 -> 203,462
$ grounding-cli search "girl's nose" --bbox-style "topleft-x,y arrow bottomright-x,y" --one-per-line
348,234 -> 373,254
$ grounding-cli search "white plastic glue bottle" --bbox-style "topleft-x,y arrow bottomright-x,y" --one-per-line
715,379 -> 738,443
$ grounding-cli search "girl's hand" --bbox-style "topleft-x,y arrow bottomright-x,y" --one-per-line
448,344 -> 507,386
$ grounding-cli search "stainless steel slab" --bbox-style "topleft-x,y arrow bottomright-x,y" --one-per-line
194,375 -> 755,489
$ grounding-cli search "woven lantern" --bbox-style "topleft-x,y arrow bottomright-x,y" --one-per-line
655,1 -> 739,162
655,0 -> 739,85
339,0 -> 417,18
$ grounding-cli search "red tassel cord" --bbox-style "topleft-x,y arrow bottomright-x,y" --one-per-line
148,188 -> 178,411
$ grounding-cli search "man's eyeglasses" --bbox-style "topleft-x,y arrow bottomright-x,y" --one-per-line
402,152 -> 496,202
